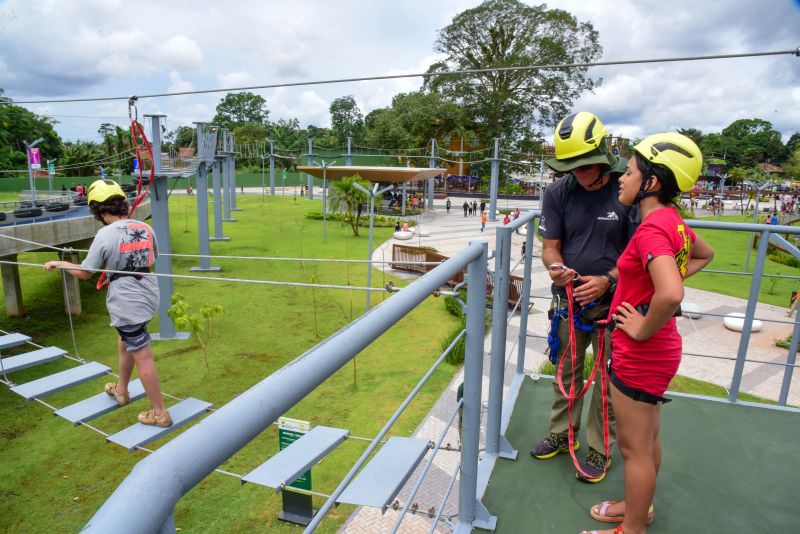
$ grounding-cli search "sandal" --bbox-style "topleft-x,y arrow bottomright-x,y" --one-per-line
581,525 -> 624,534
104,382 -> 130,406
138,409 -> 173,428
589,501 -> 654,524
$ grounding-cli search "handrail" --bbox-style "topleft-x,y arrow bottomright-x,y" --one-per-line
84,242 -> 487,533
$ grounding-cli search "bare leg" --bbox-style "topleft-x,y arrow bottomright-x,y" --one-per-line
115,337 -> 135,396
131,344 -> 167,415
613,383 -> 659,534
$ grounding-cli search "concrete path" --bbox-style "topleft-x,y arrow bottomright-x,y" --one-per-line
338,197 -> 798,533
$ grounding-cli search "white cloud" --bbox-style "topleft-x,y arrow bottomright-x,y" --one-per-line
217,72 -> 254,89
168,71 -> 194,94
1,0 -> 797,142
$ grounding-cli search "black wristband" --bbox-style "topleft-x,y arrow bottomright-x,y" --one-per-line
604,273 -> 617,292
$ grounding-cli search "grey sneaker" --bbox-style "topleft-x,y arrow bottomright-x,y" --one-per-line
576,448 -> 611,483
530,432 -> 579,459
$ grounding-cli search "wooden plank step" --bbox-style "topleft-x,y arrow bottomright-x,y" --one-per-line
106,398 -> 212,452
0,347 -> 66,374
0,333 -> 31,350
10,362 -> 111,400
337,437 -> 431,511
242,426 -> 349,491
54,379 -> 146,426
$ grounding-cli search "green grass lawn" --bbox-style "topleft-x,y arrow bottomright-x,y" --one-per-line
0,194 -> 459,532
686,214 -> 799,307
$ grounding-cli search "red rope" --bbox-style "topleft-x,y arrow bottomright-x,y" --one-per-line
555,280 -> 611,479
95,119 -> 155,290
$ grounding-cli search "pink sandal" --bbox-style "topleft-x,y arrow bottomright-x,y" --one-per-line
589,501 -> 654,524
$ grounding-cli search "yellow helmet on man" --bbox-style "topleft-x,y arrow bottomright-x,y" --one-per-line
633,133 -> 703,192
546,111 -> 615,172
87,179 -> 126,205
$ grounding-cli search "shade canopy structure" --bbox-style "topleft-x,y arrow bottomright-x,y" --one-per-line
296,166 -> 443,184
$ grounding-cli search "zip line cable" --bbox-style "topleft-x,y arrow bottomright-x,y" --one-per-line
5,49 -> 797,105
0,259 -> 401,293
0,233 -> 446,265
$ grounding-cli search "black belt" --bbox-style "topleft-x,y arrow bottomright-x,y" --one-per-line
609,367 -> 671,405
608,303 -> 682,332
109,266 -> 150,283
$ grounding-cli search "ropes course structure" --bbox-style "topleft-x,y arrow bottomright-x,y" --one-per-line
1,45 -> 799,533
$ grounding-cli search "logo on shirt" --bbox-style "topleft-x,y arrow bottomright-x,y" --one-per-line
597,211 -> 619,221
539,215 -> 547,232
674,224 -> 691,277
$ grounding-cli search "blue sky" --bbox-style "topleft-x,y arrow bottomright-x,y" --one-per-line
1,0 -> 798,144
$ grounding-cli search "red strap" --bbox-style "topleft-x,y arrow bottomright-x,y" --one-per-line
95,119 -> 155,291
555,280 -> 611,479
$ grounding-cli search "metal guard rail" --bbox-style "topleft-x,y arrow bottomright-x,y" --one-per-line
84,241 -> 488,533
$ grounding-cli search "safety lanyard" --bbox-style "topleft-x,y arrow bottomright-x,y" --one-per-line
555,279 -> 611,479
95,99 -> 155,290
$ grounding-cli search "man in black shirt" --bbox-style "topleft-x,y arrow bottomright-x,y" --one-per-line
532,112 -> 632,484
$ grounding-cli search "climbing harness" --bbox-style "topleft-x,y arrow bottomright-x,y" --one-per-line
551,274 -> 612,480
546,295 -> 598,364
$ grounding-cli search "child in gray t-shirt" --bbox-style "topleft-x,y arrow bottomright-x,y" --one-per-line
44,179 -> 172,427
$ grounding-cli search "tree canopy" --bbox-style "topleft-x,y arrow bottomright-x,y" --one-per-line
212,91 -> 270,130
329,96 -> 364,144
0,103 -> 63,169
425,0 -> 602,141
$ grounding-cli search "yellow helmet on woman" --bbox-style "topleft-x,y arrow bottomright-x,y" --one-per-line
547,111 -> 615,172
633,133 -> 703,192
87,179 -> 125,204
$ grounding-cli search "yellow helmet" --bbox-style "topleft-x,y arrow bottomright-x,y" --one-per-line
633,133 -> 703,192
554,111 -> 608,159
546,111 -> 614,172
87,179 -> 126,204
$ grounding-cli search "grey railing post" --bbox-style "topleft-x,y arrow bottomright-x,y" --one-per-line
144,114 -> 179,340
429,138 -> 436,209
779,306 -> 799,405
488,138 -> 500,221
190,123 -> 220,272
346,136 -> 352,166
729,228 -> 771,401
456,241 -> 496,532
230,133 -> 240,211
269,140 -> 275,196
486,224 -> 517,459
516,215 -> 536,374
209,157 -> 229,241
306,139 -> 314,199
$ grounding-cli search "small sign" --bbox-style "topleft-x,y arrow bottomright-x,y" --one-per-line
29,148 -> 41,169
47,161 -> 56,176
277,417 -> 315,525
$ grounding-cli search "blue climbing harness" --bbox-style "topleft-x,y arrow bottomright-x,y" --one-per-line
546,297 -> 598,364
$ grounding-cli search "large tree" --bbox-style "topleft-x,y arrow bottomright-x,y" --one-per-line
363,91 -> 470,149
425,0 -> 602,141
0,102 -> 63,169
329,96 -> 364,145
212,91 -> 270,130
721,118 -> 785,164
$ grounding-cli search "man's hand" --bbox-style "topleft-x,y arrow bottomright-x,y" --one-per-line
547,263 -> 576,287
612,302 -> 647,341
572,274 -> 611,306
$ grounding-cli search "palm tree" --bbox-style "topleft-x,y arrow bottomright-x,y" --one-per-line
328,175 -> 370,236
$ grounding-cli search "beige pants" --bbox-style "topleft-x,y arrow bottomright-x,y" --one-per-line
548,299 -> 616,453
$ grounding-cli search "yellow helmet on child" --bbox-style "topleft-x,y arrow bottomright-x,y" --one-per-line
546,111 -> 615,172
633,133 -> 703,192
87,179 -> 126,204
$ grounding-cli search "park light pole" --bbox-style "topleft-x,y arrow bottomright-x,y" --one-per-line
743,179 -> 773,272
353,181 -> 393,312
24,137 -> 44,205
319,159 -> 337,242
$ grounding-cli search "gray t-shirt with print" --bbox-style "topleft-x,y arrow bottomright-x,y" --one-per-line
81,218 -> 159,327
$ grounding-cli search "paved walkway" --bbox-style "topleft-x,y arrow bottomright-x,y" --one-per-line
338,197 -> 798,533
